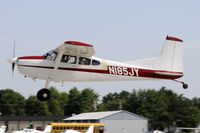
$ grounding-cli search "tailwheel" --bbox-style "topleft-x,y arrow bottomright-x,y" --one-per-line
37,88 -> 51,101
182,83 -> 188,89
173,79 -> 188,89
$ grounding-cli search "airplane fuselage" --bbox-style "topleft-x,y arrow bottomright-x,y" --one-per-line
17,55 -> 183,83
9,36 -> 188,101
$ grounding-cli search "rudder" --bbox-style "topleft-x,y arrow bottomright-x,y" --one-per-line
159,36 -> 183,72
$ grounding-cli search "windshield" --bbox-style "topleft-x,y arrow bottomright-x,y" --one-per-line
43,50 -> 58,61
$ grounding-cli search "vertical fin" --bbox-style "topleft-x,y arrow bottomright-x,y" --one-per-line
159,36 -> 183,72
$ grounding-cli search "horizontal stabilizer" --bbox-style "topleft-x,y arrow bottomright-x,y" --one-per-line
125,36 -> 184,73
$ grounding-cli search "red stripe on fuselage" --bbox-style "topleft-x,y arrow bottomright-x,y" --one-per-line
138,69 -> 183,79
18,56 -> 45,60
18,64 -> 183,80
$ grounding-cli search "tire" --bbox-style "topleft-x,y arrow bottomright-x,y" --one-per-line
37,88 -> 51,101
183,83 -> 188,89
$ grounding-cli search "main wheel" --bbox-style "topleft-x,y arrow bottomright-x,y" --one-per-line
37,88 -> 51,101
183,83 -> 188,89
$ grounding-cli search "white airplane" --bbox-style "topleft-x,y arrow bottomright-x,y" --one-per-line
153,130 -> 165,133
9,36 -> 188,101
11,128 -> 43,133
11,125 -> 51,133
0,126 -> 6,133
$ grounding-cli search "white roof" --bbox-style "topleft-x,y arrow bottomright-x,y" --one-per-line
64,111 -> 122,121
64,110 -> 147,121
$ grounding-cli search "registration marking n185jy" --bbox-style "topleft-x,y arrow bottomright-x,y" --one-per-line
108,66 -> 139,77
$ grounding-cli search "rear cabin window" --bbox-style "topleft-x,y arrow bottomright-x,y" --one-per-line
61,55 -> 76,64
92,59 -> 100,65
79,57 -> 91,65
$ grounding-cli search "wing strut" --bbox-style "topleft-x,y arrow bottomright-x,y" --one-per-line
48,47 -> 64,80
53,50 -> 64,70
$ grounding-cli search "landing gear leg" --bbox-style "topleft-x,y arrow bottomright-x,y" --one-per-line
37,79 -> 51,101
173,79 -> 188,89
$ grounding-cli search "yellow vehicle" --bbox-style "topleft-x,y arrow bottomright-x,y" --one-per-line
51,123 -> 104,133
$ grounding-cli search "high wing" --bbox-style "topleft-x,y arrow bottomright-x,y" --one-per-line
50,41 -> 95,74
55,41 -> 95,57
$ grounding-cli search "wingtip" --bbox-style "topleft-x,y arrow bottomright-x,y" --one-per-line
64,41 -> 93,47
166,36 -> 183,42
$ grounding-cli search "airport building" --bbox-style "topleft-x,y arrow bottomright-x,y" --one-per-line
0,116 -> 67,131
64,110 -> 148,133
0,110 -> 148,133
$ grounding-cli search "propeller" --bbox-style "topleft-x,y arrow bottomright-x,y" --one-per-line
12,61 -> 15,78
8,40 -> 18,78
12,40 -> 16,77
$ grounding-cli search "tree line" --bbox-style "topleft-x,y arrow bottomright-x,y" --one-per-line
0,87 -> 200,130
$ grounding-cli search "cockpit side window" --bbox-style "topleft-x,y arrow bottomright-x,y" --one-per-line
92,59 -> 101,65
44,50 -> 58,61
79,57 -> 91,65
61,55 -> 76,64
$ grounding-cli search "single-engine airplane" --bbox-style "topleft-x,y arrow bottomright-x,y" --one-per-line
9,36 -> 188,101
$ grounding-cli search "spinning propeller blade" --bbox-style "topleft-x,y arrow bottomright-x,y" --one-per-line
12,62 -> 15,78
11,40 -> 16,78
